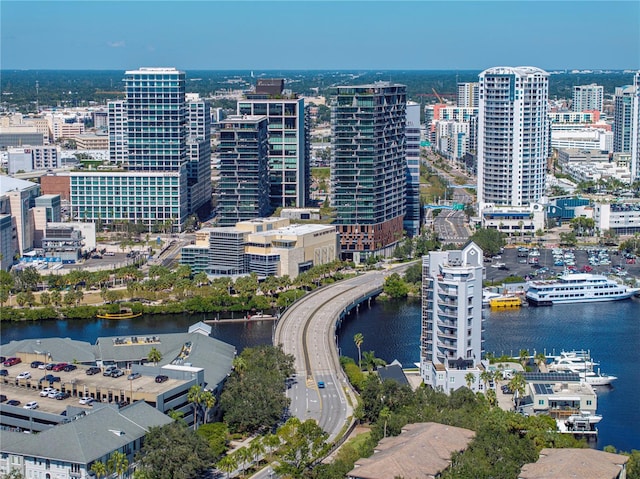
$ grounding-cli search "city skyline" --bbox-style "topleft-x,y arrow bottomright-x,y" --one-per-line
1,1 -> 638,71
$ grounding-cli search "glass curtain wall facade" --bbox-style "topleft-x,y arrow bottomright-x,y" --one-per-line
614,84 -> 636,154
187,100 -> 212,213
238,98 -> 309,208
330,83 -> 407,260
477,66 -> 549,207
404,101 -> 421,237
217,115 -> 271,226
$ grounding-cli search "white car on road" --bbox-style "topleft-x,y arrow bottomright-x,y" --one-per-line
16,372 -> 31,380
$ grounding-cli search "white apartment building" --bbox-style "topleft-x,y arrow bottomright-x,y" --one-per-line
594,202 -> 640,235
108,100 -> 128,164
572,83 -> 604,112
549,111 -> 598,124
477,66 -> 550,208
457,82 -> 479,108
434,120 -> 470,160
631,72 -> 640,181
420,242 -> 485,394
551,127 -> 613,152
404,101 -> 421,237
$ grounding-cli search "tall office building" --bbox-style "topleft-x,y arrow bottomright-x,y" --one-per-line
187,99 -> 212,213
330,83 -> 406,261
404,101 -> 421,237
238,80 -> 309,209
457,82 -> 479,108
108,100 -> 127,164
614,84 -> 637,154
572,83 -> 604,112
477,66 -> 549,207
71,67 -> 200,231
420,242 -> 484,394
217,115 -> 271,226
632,72 -> 640,181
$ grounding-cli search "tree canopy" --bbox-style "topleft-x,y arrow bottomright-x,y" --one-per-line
469,228 -> 504,256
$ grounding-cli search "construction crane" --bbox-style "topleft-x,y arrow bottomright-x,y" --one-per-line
432,87 -> 446,104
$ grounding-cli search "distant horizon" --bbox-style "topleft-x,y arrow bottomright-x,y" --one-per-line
1,1 -> 638,71
1,68 -> 637,73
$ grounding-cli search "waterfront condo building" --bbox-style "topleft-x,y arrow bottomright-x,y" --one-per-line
572,83 -> 604,113
217,115 -> 271,226
330,83 -> 406,261
614,84 -> 636,154
420,242 -> 485,394
108,100 -> 127,164
477,66 -> 549,208
404,101 -> 421,237
631,72 -> 640,181
187,98 -> 213,213
238,79 -> 310,209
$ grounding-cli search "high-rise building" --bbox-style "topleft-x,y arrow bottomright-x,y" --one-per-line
404,102 -> 421,237
632,72 -> 640,181
108,100 -> 127,164
124,68 -> 188,172
187,99 -> 212,213
477,66 -> 549,207
330,83 -> 406,261
238,80 -> 309,209
420,242 -> 484,394
457,82 -> 479,108
217,115 -> 271,226
615,84 -> 637,154
572,83 -> 604,112
71,67 -> 199,231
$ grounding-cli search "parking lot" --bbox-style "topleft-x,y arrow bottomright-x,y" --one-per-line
1,362 -> 180,413
484,247 -> 640,284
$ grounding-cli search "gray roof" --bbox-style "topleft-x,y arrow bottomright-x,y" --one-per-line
0,175 -> 39,194
95,331 -> 236,389
0,337 -> 97,363
377,364 -> 409,386
0,402 -> 172,464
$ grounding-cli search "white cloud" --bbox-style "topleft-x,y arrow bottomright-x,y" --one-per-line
108,41 -> 126,48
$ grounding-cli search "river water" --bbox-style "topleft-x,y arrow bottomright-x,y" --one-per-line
2,298 -> 639,451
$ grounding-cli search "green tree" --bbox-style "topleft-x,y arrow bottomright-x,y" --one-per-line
234,446 -> 252,477
559,231 -> 578,246
353,333 -> 364,370
216,454 -> 238,479
147,347 -> 162,366
136,422 -> 213,479
274,417 -> 328,478
362,351 -> 386,372
90,461 -> 107,479
508,373 -> 527,408
469,228 -> 505,256
196,422 -> 229,458
383,273 -> 409,299
465,372 -> 476,390
263,433 -> 281,459
107,451 -> 129,479
248,438 -> 266,466
50,289 -> 61,307
479,370 -> 493,391
40,291 -> 51,306
403,262 -> 422,284
379,407 -> 391,438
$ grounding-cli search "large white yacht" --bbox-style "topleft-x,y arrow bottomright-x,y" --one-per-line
526,273 -> 640,306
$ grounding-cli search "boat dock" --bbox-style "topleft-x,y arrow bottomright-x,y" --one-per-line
203,314 -> 277,324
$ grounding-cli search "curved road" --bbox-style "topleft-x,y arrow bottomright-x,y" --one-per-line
273,264 -> 413,442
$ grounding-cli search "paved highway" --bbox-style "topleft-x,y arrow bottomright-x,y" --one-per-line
273,264 -> 414,442
434,209 -> 471,244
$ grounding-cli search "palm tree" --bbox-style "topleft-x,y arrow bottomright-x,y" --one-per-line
379,406 -> 391,438
217,454 -> 238,479
534,352 -> 547,371
200,389 -> 216,424
147,347 -> 162,366
262,433 -> 281,459
479,370 -> 493,391
508,373 -> 527,409
248,438 -> 265,466
486,388 -> 497,408
234,446 -> 252,477
353,333 -> 364,370
187,385 -> 203,430
107,451 -> 129,479
90,461 -> 107,479
519,349 -> 529,368
232,356 -> 247,378
362,350 -> 386,372
464,372 -> 476,390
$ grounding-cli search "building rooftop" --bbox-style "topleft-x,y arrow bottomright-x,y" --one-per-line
0,401 -> 172,463
482,66 -> 549,77
347,422 -> 474,479
519,448 -> 629,479
0,175 -> 39,194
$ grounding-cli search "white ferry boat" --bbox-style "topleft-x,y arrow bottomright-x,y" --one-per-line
525,273 -> 640,306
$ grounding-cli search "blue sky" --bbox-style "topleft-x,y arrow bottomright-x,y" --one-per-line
1,1 -> 638,70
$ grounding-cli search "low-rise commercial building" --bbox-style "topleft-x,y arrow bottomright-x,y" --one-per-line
480,204 -> 546,239
74,133 -> 109,150
181,218 -> 338,278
